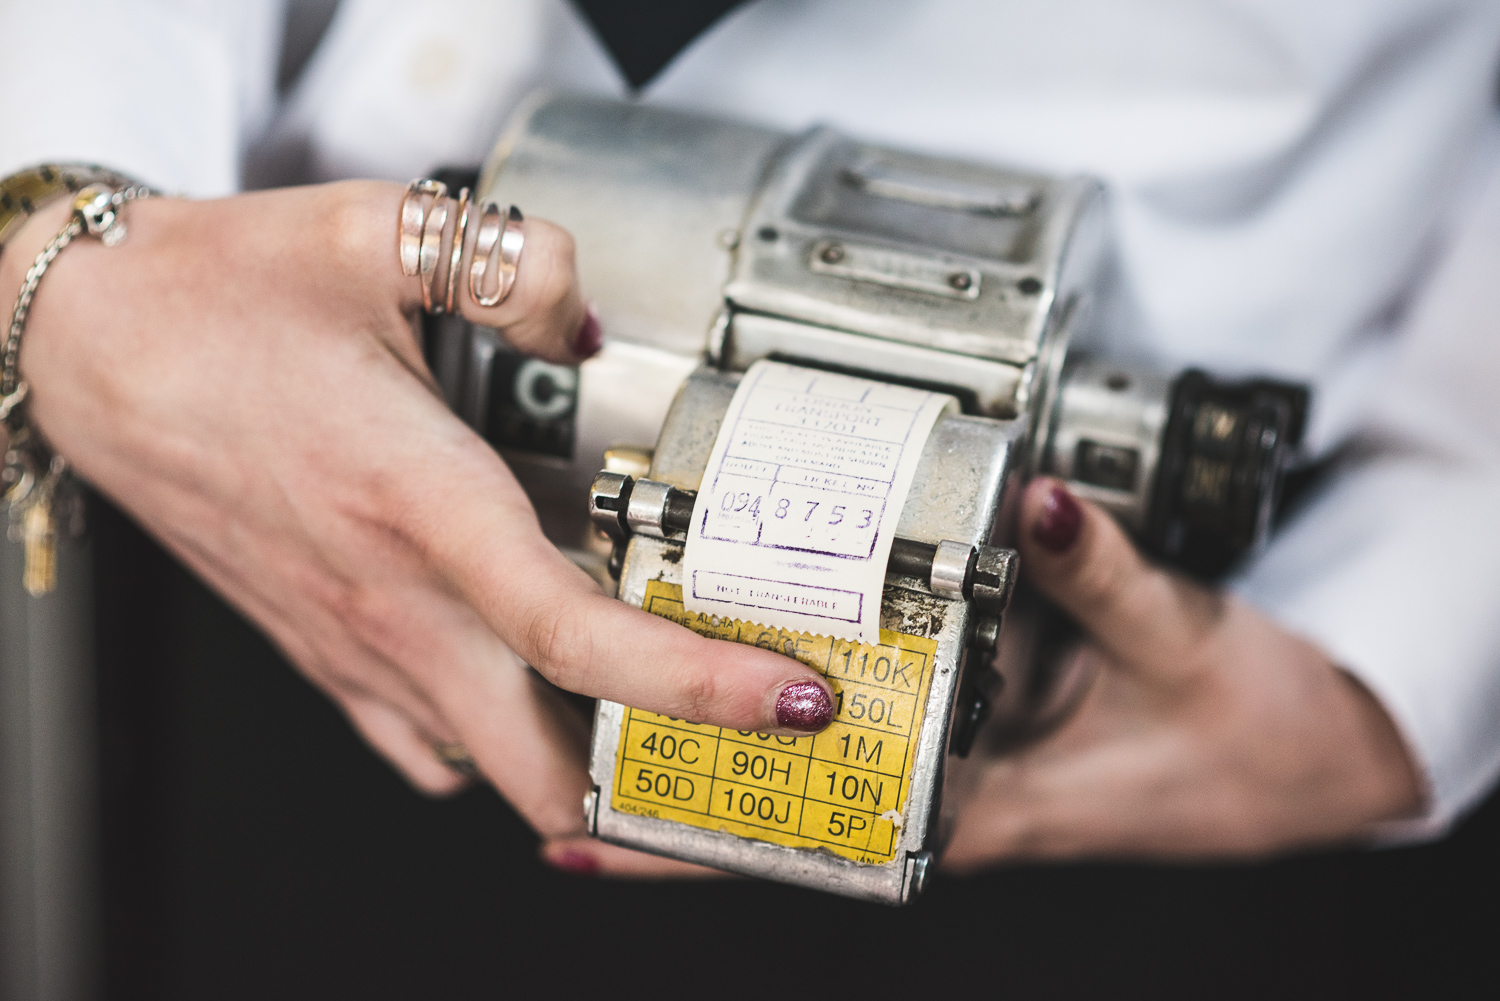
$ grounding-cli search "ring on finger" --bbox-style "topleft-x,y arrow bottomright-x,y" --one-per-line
418,191 -> 450,313
469,202 -> 525,308
442,187 -> 470,315
398,178 -> 447,278
432,741 -> 480,779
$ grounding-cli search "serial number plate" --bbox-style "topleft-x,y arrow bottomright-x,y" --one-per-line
611,580 -> 938,865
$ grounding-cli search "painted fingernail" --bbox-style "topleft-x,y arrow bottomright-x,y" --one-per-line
573,307 -> 603,359
548,849 -> 599,876
775,681 -> 834,732
1032,483 -> 1083,554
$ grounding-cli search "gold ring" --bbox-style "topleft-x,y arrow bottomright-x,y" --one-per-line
443,187 -> 470,315
432,742 -> 479,779
398,178 -> 446,278
419,193 -> 449,313
470,202 -> 525,308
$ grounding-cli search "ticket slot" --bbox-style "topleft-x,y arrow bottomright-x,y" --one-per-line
590,473 -> 1017,619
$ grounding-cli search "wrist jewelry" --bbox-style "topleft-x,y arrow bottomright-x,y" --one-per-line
1,175 -> 152,595
0,164 -> 139,254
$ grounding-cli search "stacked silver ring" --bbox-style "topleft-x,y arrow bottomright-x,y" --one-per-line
399,179 -> 525,315
470,203 -> 525,307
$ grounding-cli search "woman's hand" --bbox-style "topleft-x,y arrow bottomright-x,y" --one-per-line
547,473 -> 1425,877
942,479 -> 1424,868
0,181 -> 833,842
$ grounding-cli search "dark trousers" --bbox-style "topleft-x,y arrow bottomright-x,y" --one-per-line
93,498 -> 1498,1001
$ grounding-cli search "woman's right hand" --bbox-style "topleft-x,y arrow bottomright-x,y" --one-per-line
0,180 -> 833,843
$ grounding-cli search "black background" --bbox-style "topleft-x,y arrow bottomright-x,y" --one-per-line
93,498 -> 1498,1000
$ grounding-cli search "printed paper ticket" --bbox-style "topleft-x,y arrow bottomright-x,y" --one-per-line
683,360 -> 955,643
614,581 -> 938,865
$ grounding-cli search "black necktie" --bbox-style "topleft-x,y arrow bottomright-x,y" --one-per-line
572,0 -> 751,89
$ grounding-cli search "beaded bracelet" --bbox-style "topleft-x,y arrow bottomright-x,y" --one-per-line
0,164 -> 138,255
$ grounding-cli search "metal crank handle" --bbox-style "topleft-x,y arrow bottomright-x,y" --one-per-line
589,472 -> 1018,619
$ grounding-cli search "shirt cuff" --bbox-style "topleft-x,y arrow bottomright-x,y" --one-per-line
1234,456 -> 1500,841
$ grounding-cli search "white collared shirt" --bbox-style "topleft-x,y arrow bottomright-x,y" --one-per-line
5,0 -> 1499,836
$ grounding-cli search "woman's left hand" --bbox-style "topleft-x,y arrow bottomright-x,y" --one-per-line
941,478 -> 1424,868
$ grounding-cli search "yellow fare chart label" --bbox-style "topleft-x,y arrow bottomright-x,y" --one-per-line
612,580 -> 938,866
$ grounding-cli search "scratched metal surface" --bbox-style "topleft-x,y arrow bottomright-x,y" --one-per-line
588,365 -> 1023,903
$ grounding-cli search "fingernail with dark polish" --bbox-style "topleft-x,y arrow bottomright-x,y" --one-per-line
1032,483 -> 1082,554
573,307 -> 603,359
548,850 -> 599,876
776,681 -> 833,732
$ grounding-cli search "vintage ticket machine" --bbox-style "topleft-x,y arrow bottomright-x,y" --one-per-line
431,94 -> 1305,903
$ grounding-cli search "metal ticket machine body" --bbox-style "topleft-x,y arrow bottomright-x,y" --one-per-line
432,94 -> 1303,903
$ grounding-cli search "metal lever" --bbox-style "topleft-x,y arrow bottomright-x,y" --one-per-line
590,472 -> 1018,618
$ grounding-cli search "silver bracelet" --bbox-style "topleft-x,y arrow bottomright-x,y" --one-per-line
2,181 -> 152,595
